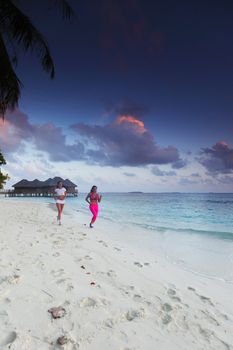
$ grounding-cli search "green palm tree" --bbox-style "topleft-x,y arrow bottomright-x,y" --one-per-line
0,0 -> 74,117
0,149 -> 9,188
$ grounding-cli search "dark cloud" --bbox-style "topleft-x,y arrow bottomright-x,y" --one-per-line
1,110 -> 185,169
33,123 -> 85,162
217,175 -> 233,184
71,115 -> 184,167
198,141 -> 233,174
172,158 -> 188,169
151,166 -> 176,176
0,110 -> 85,162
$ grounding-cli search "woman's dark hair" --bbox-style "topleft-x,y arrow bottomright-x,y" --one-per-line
56,181 -> 63,188
90,185 -> 97,193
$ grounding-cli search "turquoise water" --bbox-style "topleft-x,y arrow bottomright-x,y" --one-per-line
75,192 -> 233,238
4,193 -> 233,281
75,192 -> 233,282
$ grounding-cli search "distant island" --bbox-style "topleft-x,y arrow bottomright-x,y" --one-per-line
128,191 -> 143,194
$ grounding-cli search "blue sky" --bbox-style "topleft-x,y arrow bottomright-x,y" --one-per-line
1,0 -> 233,192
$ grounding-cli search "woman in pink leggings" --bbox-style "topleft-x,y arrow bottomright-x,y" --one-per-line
85,186 -> 102,228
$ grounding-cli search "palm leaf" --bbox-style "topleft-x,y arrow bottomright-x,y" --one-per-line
0,33 -> 21,116
0,1 -> 55,78
0,0 -> 74,117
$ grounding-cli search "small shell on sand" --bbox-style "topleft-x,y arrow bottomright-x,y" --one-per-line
48,306 -> 66,319
57,335 -> 68,345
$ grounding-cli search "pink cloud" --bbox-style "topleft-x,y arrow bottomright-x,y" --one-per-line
0,110 -> 85,162
71,114 -> 184,167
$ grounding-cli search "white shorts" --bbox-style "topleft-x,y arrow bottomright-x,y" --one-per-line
56,200 -> 65,204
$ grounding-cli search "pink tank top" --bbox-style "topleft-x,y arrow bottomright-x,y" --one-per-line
90,193 -> 100,201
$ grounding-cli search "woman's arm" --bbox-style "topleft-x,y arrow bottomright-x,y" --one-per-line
85,193 -> 90,204
98,194 -> 102,202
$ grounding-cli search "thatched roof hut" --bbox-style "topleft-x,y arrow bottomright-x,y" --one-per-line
11,177 -> 78,197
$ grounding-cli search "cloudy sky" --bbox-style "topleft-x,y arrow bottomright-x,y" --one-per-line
1,0 -> 233,192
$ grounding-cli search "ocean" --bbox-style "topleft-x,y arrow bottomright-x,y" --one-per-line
4,192 -> 233,283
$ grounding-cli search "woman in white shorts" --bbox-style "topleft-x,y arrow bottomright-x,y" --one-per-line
54,181 -> 67,225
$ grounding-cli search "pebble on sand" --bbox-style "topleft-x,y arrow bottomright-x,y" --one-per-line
57,335 -> 68,345
48,306 -> 66,319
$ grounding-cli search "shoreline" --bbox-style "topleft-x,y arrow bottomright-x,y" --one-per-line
0,199 -> 232,349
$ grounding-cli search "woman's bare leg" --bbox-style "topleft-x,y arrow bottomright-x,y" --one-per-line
60,204 -> 64,215
56,204 -> 62,220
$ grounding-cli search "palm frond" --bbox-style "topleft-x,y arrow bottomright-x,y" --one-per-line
0,33 -> 21,117
0,0 -> 55,79
0,0 -> 75,117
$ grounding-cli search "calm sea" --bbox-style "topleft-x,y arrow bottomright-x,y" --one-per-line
4,193 -> 233,282
71,192 -> 233,283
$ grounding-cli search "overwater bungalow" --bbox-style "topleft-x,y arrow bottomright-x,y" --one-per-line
7,177 -> 78,197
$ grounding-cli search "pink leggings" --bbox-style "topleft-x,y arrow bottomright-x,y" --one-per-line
90,203 -> 98,223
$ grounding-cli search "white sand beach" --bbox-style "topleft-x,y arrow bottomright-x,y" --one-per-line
0,199 -> 232,350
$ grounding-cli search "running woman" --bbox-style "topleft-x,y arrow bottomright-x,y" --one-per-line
54,181 -> 66,225
85,186 -> 102,228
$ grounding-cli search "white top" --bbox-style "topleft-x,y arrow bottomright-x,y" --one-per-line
55,187 -> 66,196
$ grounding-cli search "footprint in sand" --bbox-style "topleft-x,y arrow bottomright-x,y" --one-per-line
199,295 -> 214,306
188,287 -> 214,307
125,308 -> 145,321
134,262 -> 143,267
0,310 -> 9,324
0,331 -> 17,347
200,310 -> 220,326
161,303 -> 173,312
107,270 -> 117,278
56,278 -> 70,285
114,247 -> 121,251
52,252 -> 60,257
0,275 -> 22,286
98,240 -> 108,247
80,297 -> 107,308
160,303 -> 173,325
167,288 -> 176,296
167,288 -> 181,302
0,331 -> 32,348
133,294 -> 142,302
66,283 -> 74,292
162,313 -> 172,325
187,286 -> 196,292
104,318 -> 116,328
51,269 -> 65,278
84,255 -> 92,261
